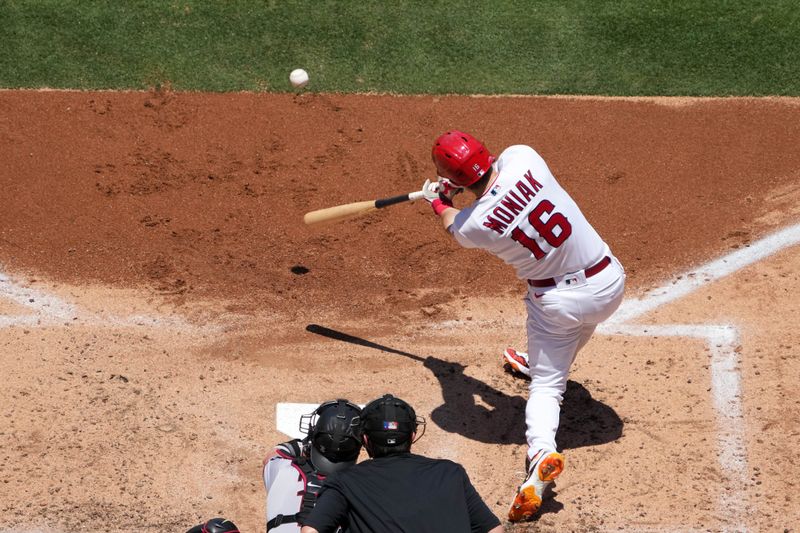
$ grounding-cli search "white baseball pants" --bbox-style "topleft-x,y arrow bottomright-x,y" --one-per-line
524,254 -> 626,458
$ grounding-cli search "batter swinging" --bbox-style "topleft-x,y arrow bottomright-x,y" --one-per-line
423,131 -> 626,522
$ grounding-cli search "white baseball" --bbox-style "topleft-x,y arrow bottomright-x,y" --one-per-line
289,68 -> 309,89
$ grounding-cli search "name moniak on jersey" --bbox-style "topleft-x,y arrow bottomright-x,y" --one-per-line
483,170 -> 543,234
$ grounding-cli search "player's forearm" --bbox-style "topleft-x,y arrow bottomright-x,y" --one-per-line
487,525 -> 504,533
440,207 -> 459,230
300,527 -> 319,533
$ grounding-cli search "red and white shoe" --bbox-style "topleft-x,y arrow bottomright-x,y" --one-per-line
502,347 -> 531,378
508,449 -> 565,522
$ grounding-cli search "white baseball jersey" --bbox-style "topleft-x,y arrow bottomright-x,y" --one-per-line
263,442 -> 309,532
450,145 -> 607,281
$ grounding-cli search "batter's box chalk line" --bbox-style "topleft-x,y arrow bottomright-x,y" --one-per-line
0,266 -> 211,331
598,222 -> 800,532
0,268 -> 77,326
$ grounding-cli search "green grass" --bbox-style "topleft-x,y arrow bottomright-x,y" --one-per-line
1,0 -> 799,95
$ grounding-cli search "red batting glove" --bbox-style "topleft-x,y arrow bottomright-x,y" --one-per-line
431,197 -> 453,216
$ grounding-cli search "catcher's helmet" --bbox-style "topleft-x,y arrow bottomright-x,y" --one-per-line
361,394 -> 425,450
431,130 -> 495,187
185,517 -> 239,533
301,399 -> 363,476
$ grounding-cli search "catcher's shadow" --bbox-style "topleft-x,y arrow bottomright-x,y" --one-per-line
306,324 -> 622,449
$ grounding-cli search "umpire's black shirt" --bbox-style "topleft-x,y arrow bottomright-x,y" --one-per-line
303,452 -> 500,533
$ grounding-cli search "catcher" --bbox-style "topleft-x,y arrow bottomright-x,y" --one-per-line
263,399 -> 363,532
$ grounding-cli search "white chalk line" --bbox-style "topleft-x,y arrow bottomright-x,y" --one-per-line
0,264 -> 216,332
599,222 -> 800,531
609,223 -> 800,324
0,269 -> 77,323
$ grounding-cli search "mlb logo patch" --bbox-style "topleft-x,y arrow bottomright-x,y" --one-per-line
490,184 -> 502,196
383,421 -> 398,430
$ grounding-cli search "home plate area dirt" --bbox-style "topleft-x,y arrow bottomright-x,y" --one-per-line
1,91 -> 799,532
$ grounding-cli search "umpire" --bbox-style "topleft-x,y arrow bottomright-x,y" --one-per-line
300,394 -> 503,533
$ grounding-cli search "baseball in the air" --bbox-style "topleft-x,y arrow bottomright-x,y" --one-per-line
289,68 -> 309,89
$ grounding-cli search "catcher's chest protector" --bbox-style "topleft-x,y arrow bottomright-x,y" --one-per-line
267,455 -> 323,531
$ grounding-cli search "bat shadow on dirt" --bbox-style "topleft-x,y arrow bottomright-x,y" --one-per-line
306,324 -> 622,449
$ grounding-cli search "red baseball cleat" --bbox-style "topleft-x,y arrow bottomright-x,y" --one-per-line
502,347 -> 531,378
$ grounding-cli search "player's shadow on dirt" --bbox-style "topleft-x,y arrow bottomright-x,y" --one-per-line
306,324 -> 622,449
425,357 -> 621,449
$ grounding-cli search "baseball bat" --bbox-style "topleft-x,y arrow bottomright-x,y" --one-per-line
303,190 -> 425,226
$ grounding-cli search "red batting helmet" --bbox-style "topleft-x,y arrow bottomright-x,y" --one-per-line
431,130 -> 495,187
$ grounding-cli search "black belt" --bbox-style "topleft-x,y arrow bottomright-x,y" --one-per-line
527,256 -> 611,288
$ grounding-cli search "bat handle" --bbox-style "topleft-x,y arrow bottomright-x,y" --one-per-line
374,190 -> 425,209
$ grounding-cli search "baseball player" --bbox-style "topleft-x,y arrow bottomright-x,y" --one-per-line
263,399 -> 363,531
423,131 -> 626,522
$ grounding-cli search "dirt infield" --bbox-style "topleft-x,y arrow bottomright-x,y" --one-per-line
1,90 -> 799,532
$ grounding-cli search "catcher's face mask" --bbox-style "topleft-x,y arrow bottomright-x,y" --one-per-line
300,399 -> 363,475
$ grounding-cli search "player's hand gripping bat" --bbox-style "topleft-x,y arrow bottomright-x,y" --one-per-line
303,190 -> 426,226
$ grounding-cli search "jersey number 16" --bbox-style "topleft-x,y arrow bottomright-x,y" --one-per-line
509,199 -> 572,259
